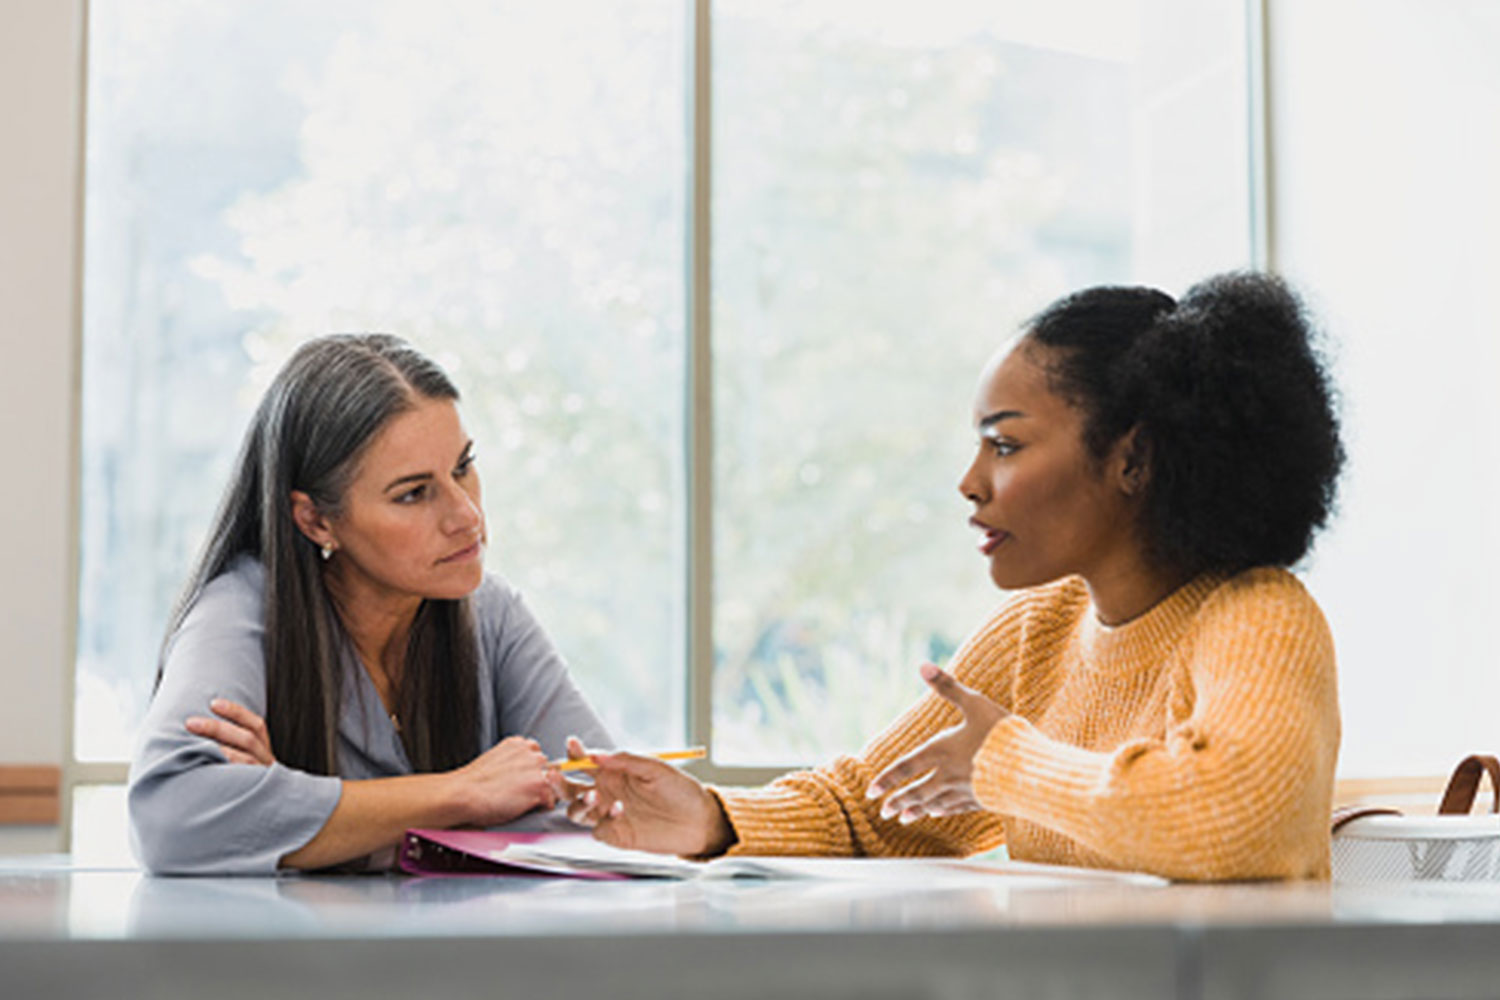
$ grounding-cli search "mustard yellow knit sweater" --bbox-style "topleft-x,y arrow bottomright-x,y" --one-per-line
714,568 -> 1340,881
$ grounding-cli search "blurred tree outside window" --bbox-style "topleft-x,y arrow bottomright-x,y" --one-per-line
78,0 -> 1251,773
80,0 -> 687,758
712,0 -> 1252,762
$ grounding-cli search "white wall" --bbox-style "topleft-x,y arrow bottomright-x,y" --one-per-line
1271,0 -> 1500,777
0,0 -> 84,852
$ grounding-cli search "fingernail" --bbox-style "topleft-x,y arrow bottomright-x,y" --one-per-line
865,784 -> 882,799
899,811 -> 918,825
879,805 -> 895,821
919,663 -> 940,681
609,801 -> 623,817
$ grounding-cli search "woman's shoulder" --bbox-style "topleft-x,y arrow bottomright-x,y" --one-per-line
965,576 -> 1092,651
1193,566 -> 1333,653
470,570 -> 519,610
204,554 -> 266,601
1020,574 -> 1093,621
467,571 -> 526,639
160,555 -> 269,676
999,575 -> 1093,632
1201,566 -> 1325,621
175,555 -> 267,635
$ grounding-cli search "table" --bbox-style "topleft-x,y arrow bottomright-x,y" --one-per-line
4,858 -> 1500,999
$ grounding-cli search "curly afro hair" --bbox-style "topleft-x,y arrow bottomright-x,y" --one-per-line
1024,271 -> 1345,577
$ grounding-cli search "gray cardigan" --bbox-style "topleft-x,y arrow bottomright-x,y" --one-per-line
127,556 -> 612,874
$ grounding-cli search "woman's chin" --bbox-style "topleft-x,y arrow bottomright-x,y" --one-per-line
430,561 -> 485,599
987,557 -> 1057,593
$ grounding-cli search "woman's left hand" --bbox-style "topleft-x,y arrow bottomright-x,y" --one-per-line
865,663 -> 1008,824
185,698 -> 276,766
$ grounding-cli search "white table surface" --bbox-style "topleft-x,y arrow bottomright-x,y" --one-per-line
5,857 -> 1500,1000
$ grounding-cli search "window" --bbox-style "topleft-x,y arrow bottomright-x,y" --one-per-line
709,0 -> 1253,763
76,0 -> 1255,809
79,0 -> 688,762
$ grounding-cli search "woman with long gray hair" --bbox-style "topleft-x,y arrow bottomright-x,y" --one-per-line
128,334 -> 610,874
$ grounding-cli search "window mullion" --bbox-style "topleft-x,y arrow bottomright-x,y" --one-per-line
685,0 -> 714,760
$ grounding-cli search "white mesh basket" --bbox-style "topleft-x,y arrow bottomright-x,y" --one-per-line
1332,754 -> 1500,884
1332,814 -> 1500,883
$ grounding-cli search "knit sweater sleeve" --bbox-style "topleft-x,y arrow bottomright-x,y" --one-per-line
711,591 -> 1043,858
971,570 -> 1340,881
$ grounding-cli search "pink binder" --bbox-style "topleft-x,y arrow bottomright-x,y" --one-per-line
397,828 -> 625,879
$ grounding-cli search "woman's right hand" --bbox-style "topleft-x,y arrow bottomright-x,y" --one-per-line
450,735 -> 558,827
567,745 -> 734,857
186,698 -> 276,766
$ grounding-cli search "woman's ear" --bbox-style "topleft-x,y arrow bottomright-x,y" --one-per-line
289,491 -> 335,549
1112,427 -> 1150,497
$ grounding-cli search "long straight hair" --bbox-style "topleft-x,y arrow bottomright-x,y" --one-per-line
159,334 -> 480,775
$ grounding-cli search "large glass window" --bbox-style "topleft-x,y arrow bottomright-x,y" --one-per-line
77,0 -> 1252,779
78,0 -> 687,759
710,0 -> 1252,762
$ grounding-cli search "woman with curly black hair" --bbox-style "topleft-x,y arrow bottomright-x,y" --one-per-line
570,271 -> 1345,881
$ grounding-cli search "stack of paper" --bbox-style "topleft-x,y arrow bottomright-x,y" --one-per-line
399,828 -> 1167,887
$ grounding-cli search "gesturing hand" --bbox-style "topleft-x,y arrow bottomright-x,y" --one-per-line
865,662 -> 1008,824
566,743 -> 734,858
186,698 -> 276,766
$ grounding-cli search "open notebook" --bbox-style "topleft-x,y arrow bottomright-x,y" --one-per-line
398,828 -> 1166,886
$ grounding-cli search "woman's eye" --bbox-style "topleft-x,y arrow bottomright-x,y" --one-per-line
985,438 -> 1018,457
396,485 -> 428,504
455,455 -> 475,478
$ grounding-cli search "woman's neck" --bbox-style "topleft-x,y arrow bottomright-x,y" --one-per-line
322,566 -> 421,689
1083,552 -> 1192,627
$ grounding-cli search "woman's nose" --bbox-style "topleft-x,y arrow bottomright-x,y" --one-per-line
441,482 -> 483,533
958,455 -> 987,504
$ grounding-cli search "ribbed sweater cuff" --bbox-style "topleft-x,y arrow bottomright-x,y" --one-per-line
973,714 -> 1106,836
711,782 -> 852,857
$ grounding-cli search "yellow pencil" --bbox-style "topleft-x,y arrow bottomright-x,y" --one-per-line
551,746 -> 707,772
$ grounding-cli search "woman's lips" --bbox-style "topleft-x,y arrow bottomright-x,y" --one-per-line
438,541 -> 482,564
969,518 -> 1008,556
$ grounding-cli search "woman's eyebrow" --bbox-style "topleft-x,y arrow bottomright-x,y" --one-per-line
383,471 -> 433,493
382,441 -> 475,492
978,410 -> 1025,435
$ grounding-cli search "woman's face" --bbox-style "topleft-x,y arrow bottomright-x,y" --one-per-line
958,340 -> 1140,591
321,397 -> 487,606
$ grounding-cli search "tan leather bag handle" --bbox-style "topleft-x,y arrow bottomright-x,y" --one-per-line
1330,804 -> 1401,834
1331,754 -> 1500,834
1437,754 -> 1500,815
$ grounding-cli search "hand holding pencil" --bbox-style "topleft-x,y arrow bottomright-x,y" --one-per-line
552,746 -> 706,772
556,737 -> 735,857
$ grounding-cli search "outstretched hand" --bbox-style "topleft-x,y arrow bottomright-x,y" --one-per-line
564,738 -> 734,857
864,662 -> 1008,824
